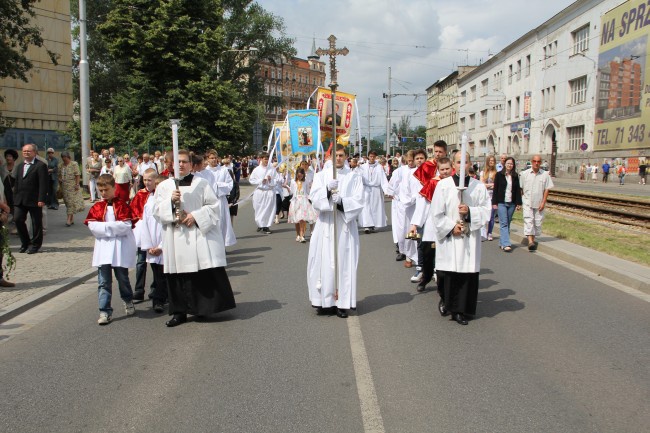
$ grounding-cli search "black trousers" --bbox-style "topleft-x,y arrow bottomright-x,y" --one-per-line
149,263 -> 168,302
14,205 -> 43,250
134,248 -> 156,296
420,241 -> 436,284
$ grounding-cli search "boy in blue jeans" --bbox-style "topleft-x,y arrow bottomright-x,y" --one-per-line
84,174 -> 137,325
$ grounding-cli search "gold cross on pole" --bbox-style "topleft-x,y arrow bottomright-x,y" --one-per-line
315,35 -> 349,90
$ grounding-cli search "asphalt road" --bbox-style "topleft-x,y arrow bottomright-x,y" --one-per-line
1,199 -> 648,433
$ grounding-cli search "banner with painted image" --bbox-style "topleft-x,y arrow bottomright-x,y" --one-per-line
595,0 -> 650,151
272,121 -> 291,163
287,109 -> 320,155
315,87 -> 355,146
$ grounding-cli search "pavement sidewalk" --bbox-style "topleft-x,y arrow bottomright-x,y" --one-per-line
1,181 -> 648,323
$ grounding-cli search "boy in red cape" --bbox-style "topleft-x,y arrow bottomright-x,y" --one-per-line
85,174 -> 137,325
130,168 -> 157,302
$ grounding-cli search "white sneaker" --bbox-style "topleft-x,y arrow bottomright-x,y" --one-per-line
274,216 -> 280,224
97,312 -> 111,325
300,236 -> 306,243
124,301 -> 136,316
296,235 -> 301,242
410,271 -> 422,283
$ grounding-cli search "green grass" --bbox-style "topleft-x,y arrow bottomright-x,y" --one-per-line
512,212 -> 650,266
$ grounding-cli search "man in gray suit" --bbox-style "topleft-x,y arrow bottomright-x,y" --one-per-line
14,144 -> 48,254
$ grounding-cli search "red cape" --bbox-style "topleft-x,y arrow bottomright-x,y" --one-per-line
85,198 -> 137,228
129,189 -> 151,220
414,160 -> 439,201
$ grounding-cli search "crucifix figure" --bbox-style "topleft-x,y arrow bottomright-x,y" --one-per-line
316,35 -> 349,90
314,35 -> 349,304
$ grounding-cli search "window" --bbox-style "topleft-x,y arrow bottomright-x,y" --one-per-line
493,71 -> 502,91
572,25 -> 589,54
569,76 -> 587,105
481,79 -> 488,96
508,65 -> 513,84
460,90 -> 466,105
507,100 -> 512,120
480,109 -> 487,127
516,60 -> 521,81
460,117 -> 466,131
544,41 -> 558,67
525,55 -> 531,77
492,104 -> 502,124
567,125 -> 585,151
470,85 -> 477,101
515,97 -> 520,118
469,114 -> 476,130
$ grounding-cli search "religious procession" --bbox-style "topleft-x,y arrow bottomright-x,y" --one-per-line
73,40 -> 505,329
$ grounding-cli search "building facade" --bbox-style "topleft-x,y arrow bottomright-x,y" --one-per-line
257,41 -> 326,123
426,66 -> 475,155
0,0 -> 73,152
452,0 -> 648,176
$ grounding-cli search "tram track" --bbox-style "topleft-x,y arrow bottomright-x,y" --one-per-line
546,189 -> 650,230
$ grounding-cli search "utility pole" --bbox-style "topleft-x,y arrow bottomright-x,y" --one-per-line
385,67 -> 391,155
79,0 -> 90,187
367,98 -> 371,156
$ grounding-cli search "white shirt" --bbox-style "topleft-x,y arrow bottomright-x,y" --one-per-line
520,168 -> 554,208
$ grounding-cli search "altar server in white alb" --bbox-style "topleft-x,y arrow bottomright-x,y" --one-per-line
248,152 -> 276,234
431,151 -> 491,326
204,149 -> 236,246
358,150 -> 390,233
153,149 -> 235,327
388,150 -> 414,261
307,145 -> 364,319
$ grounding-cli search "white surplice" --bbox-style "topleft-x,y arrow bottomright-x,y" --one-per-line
153,176 -> 226,274
358,162 -> 389,228
138,195 -> 164,265
205,165 -> 237,246
248,164 -> 276,228
88,207 -> 137,268
307,166 -> 364,310
430,177 -> 491,273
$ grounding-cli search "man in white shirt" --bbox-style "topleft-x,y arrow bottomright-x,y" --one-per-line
358,150 -> 390,233
519,154 -> 554,251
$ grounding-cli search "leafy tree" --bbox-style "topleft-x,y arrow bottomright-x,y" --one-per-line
69,0 -> 295,155
0,0 -> 59,131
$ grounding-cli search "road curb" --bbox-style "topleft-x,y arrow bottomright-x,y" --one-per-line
0,267 -> 97,323
500,225 -> 650,294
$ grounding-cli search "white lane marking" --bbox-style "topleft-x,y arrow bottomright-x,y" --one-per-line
537,250 -> 650,303
347,314 -> 386,433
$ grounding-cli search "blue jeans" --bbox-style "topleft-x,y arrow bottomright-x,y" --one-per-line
487,208 -> 496,235
98,265 -> 133,314
497,202 -> 516,248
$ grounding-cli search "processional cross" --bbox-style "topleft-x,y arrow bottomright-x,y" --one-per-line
315,35 -> 349,301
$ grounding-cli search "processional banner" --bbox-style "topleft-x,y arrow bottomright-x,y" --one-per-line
315,87 -> 355,146
287,109 -> 320,155
272,121 -> 291,163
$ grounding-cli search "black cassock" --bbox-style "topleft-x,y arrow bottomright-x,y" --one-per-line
436,270 -> 479,316
167,267 -> 236,317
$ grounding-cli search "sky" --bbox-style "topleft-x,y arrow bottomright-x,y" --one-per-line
262,0 -> 576,138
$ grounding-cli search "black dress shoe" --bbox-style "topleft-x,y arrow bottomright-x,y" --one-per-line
395,253 -> 406,261
165,314 -> 187,327
438,299 -> 449,317
153,302 -> 165,313
256,227 -> 262,232
132,292 -> 145,302
416,282 -> 426,292
19,247 -> 29,253
336,308 -> 348,318
27,248 -> 39,255
452,313 -> 468,325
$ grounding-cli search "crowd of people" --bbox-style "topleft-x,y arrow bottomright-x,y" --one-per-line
0,142 -> 554,328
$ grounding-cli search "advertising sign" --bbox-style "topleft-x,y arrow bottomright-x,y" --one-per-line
595,0 -> 650,150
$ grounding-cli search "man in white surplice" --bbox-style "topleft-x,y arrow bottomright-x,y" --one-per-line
204,150 -> 236,246
153,149 -> 235,327
358,150 -> 390,233
431,151 -> 491,326
307,145 -> 364,319
248,152 -> 275,234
